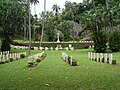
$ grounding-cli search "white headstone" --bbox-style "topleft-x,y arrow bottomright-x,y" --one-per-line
13,53 -> 15,60
109,54 -> 112,64
2,55 -> 5,63
55,47 -> 58,51
66,47 -> 69,51
0,52 -> 2,55
18,53 -> 20,58
104,54 -> 108,63
66,55 -> 68,63
93,53 -> 96,61
88,52 -> 91,60
6,54 -> 9,61
0,56 -> 1,62
15,53 -> 17,60
89,46 -> 92,48
9,53 -> 12,58
96,53 -> 99,62
57,33 -> 60,43
45,47 -> 49,50
90,52 -> 93,60
70,56 -> 73,65
100,53 -> 103,62
69,44 -> 72,48
50,47 -> 53,50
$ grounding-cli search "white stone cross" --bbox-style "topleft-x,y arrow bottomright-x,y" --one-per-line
57,33 -> 60,42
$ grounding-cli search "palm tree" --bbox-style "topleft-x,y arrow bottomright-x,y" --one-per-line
30,0 -> 39,15
39,0 -> 46,48
52,4 -> 61,19
27,0 -> 39,63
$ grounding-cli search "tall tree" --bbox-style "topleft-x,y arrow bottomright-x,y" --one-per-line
0,0 -> 28,51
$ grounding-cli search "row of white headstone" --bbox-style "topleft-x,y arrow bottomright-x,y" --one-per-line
31,51 -> 45,60
79,41 -> 94,43
11,45 -> 39,50
0,51 -> 27,63
61,52 -> 73,65
23,41 -> 93,43
40,47 -> 74,51
28,51 -> 45,63
12,45 -> 75,51
88,52 -> 113,64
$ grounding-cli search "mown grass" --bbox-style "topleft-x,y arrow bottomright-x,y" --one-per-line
0,49 -> 120,90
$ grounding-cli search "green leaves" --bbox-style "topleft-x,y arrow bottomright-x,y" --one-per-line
0,0 -> 29,38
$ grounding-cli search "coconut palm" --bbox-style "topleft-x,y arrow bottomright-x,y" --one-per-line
39,0 -> 46,47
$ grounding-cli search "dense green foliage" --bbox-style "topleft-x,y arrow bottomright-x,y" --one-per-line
0,0 -> 29,50
0,0 -> 120,52
92,30 -> 107,53
109,30 -> 120,52
20,54 -> 25,58
1,40 -> 11,51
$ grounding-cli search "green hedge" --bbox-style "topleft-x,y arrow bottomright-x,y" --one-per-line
29,42 -> 93,49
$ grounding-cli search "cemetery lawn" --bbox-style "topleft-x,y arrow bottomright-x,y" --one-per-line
0,49 -> 120,90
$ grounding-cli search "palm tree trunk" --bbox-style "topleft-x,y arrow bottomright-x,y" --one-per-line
39,0 -> 46,48
24,17 -> 26,40
28,0 -> 32,62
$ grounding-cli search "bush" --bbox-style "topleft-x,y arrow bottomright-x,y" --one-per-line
0,61 -> 5,64
109,30 -> 120,52
9,58 -> 14,62
92,30 -> 107,53
102,58 -> 104,63
36,58 -> 41,62
20,54 -> 25,58
72,60 -> 77,66
68,56 -> 71,64
112,60 -> 116,65
1,40 -> 11,52
42,54 -> 47,58
28,60 -> 36,67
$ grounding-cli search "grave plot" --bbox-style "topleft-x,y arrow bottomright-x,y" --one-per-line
88,52 -> 116,65
28,51 -> 46,67
0,51 -> 27,64
61,52 -> 78,66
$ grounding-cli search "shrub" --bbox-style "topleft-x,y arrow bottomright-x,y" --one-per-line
95,58 -> 97,61
36,58 -> 41,62
72,60 -> 77,66
0,61 -> 5,64
20,54 -> 25,58
28,60 -> 36,67
102,58 -> 104,63
68,56 -> 71,64
109,30 -> 120,52
1,40 -> 11,52
112,60 -> 116,65
92,30 -> 107,53
107,59 -> 109,63
42,54 -> 47,59
9,58 -> 14,62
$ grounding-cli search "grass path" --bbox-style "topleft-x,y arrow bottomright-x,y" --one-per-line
0,50 -> 120,90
